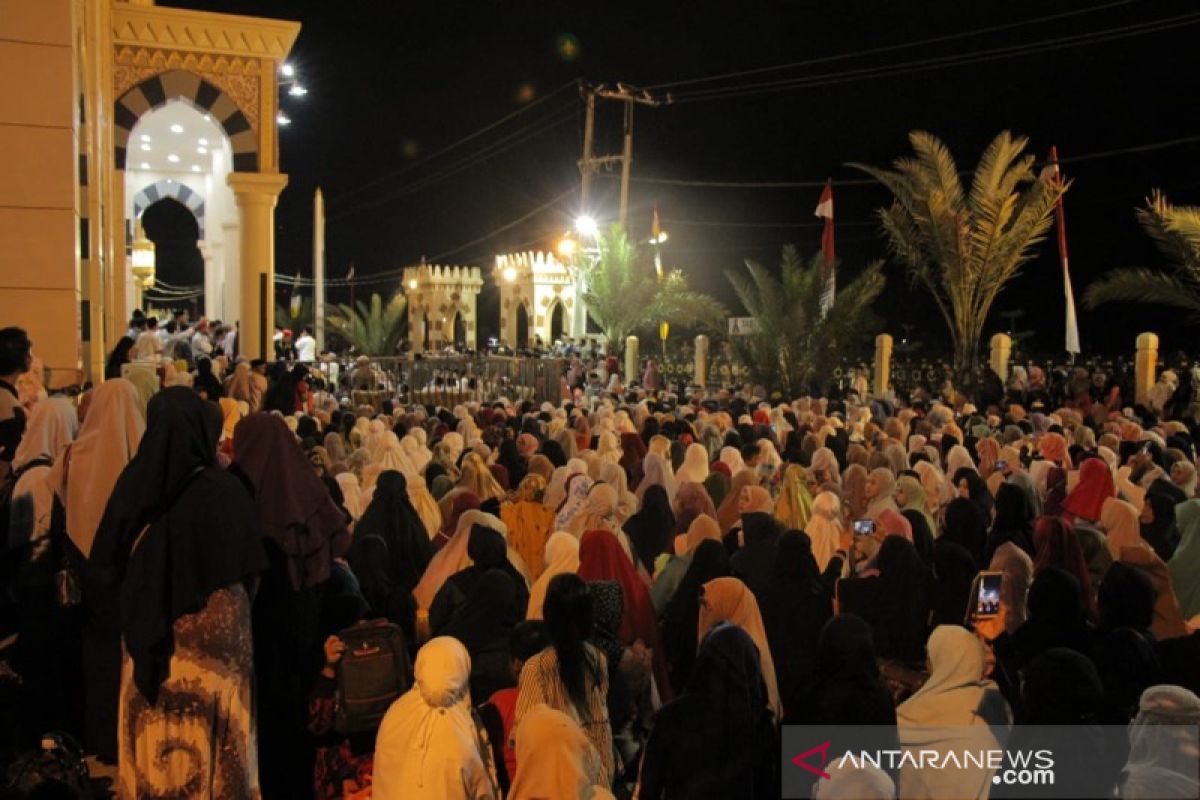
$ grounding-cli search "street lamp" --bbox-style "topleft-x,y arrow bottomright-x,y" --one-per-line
574,215 -> 598,238
130,219 -> 156,308
556,235 -> 577,259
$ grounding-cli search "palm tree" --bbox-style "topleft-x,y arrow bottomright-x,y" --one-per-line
327,292 -> 407,355
274,294 -> 312,332
582,226 -> 725,350
726,246 -> 884,395
1083,191 -> 1200,318
851,130 -> 1065,375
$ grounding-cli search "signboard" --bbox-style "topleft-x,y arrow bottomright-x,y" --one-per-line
728,316 -> 759,336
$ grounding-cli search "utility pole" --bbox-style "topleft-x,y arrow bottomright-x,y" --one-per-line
577,82 -> 668,230
313,187 -> 325,352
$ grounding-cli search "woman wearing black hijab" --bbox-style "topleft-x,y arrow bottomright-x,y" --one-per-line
540,438 -> 567,469
942,497 -> 989,566
636,624 -> 777,799
103,336 -> 135,380
624,484 -> 675,574
836,536 -> 929,664
494,437 -> 527,488
89,387 -> 266,797
901,508 -> 936,564
1140,490 -> 1182,561
442,569 -> 518,702
984,482 -> 1035,564
193,356 -> 224,400
758,531 -> 833,716
929,540 -> 978,627
790,614 -> 898,736
430,524 -> 528,632
661,539 -> 730,695
954,467 -> 994,519
346,470 -> 433,643
231,412 -> 350,798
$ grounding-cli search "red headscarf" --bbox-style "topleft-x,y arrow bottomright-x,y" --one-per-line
438,491 -> 481,545
1033,516 -> 1096,617
619,432 -> 647,489
577,528 -> 672,701
1061,458 -> 1114,523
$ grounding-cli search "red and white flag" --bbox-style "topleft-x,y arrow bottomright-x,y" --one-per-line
1046,147 -> 1080,356
814,180 -> 835,315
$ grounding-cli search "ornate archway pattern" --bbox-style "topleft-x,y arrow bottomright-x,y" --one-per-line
113,69 -> 258,172
132,180 -> 205,238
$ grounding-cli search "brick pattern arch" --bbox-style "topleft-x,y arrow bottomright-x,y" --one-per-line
132,180 -> 206,238
114,69 -> 258,171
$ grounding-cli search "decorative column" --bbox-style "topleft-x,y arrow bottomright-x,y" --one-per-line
625,335 -> 639,385
227,172 -> 288,360
1135,332 -> 1159,407
694,334 -> 709,388
873,334 -> 893,397
989,333 -> 1013,382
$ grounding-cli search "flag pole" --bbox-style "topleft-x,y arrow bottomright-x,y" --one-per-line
815,179 -> 836,318
313,187 -> 326,352
1049,147 -> 1081,360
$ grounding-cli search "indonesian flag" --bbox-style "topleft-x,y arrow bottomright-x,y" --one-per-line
651,204 -> 664,279
347,262 -> 355,280
815,180 -> 835,315
1045,147 -> 1081,355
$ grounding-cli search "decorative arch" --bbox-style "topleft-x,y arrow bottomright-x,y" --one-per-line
548,299 -> 565,342
114,69 -> 258,171
132,180 -> 205,237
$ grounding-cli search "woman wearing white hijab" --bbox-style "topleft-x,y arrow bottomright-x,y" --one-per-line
48,379 -> 145,558
1100,496 -> 1147,559
805,491 -> 844,571
595,431 -> 622,467
364,418 -> 388,462
373,637 -> 499,799
809,447 -> 841,486
1120,685 -> 1200,799
526,532 -> 581,620
553,472 -> 595,532
675,442 -> 710,485
897,625 -> 1011,800
334,471 -> 366,521
864,467 -> 898,523
719,446 -> 746,476
637,452 -> 678,506
597,461 -> 637,522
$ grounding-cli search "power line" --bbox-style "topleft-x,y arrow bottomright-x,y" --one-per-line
669,13 -> 1200,103
608,133 -> 1200,190
334,79 -> 578,203
427,185 -> 579,262
662,217 -> 877,229
646,0 -> 1137,91
330,107 -> 578,220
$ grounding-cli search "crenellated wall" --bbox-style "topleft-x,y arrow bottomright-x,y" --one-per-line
403,263 -> 483,351
493,251 -> 577,348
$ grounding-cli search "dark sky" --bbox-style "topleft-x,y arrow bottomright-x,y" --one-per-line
168,0 -> 1200,357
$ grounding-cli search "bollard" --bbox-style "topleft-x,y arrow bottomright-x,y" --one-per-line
873,334 -> 893,398
625,336 -> 639,386
694,335 -> 709,388
1135,332 -> 1159,407
989,333 -> 1012,383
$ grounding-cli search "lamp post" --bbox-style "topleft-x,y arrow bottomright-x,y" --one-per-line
567,215 -> 599,341
130,219 -> 156,310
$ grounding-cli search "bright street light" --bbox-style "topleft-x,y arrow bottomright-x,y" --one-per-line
502,266 -> 518,283
277,112 -> 291,126
575,215 -> 598,237
557,236 -> 577,258
288,84 -> 308,97
280,63 -> 295,78
651,230 -> 669,245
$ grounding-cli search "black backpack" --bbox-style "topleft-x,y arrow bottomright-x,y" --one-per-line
334,618 -> 411,735
4,731 -> 93,798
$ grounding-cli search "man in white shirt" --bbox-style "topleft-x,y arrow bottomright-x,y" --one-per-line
135,317 -> 164,361
295,327 -> 316,362
191,319 -> 214,360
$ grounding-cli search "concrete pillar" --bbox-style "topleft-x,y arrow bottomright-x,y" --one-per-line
625,335 -> 639,385
989,333 -> 1013,382
1135,332 -> 1159,407
227,172 -> 287,360
694,334 -> 709,387
873,334 -> 893,397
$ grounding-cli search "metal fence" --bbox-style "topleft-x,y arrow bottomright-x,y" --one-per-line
322,355 -> 568,406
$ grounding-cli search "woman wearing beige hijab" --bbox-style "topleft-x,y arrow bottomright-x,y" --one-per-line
717,470 -> 760,534
805,491 -> 845,571
509,704 -> 611,800
526,532 -> 580,620
1100,496 -> 1148,559
864,467 -> 898,523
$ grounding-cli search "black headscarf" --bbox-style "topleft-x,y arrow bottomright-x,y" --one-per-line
624,484 -> 675,574
929,540 -> 978,627
193,357 -> 224,399
835,536 -> 928,664
791,613 -> 898,730
662,539 -> 730,695
540,439 -> 567,468
1012,567 -> 1094,666
759,531 -> 832,714
90,387 -> 266,703
1141,490 -> 1182,561
942,497 -> 988,565
985,482 -> 1035,564
348,470 -> 432,615
953,467 -> 994,519
901,509 -> 936,564
495,438 -> 526,487
442,568 -> 517,701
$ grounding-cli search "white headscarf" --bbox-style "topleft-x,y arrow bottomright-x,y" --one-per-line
719,446 -> 746,475
597,461 -> 637,522
334,472 -> 366,521
526,532 -> 580,620
806,491 -> 843,571
509,704 -> 608,800
675,442 -> 710,484
372,637 -> 498,799
636,452 -> 678,506
49,379 -> 145,557
13,397 -> 77,471
1121,685 -> 1200,799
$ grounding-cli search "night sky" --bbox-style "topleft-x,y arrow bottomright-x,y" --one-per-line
166,0 -> 1200,357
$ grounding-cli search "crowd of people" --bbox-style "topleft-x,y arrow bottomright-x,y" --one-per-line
3,320 -> 1200,799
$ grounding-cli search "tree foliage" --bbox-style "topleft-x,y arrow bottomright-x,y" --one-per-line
582,226 -> 725,349
726,246 -> 884,396
851,130 -> 1064,373
274,294 -> 312,332
327,292 -> 407,355
1083,191 -> 1200,319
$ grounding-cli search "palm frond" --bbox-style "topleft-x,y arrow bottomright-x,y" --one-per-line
1082,268 -> 1200,319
